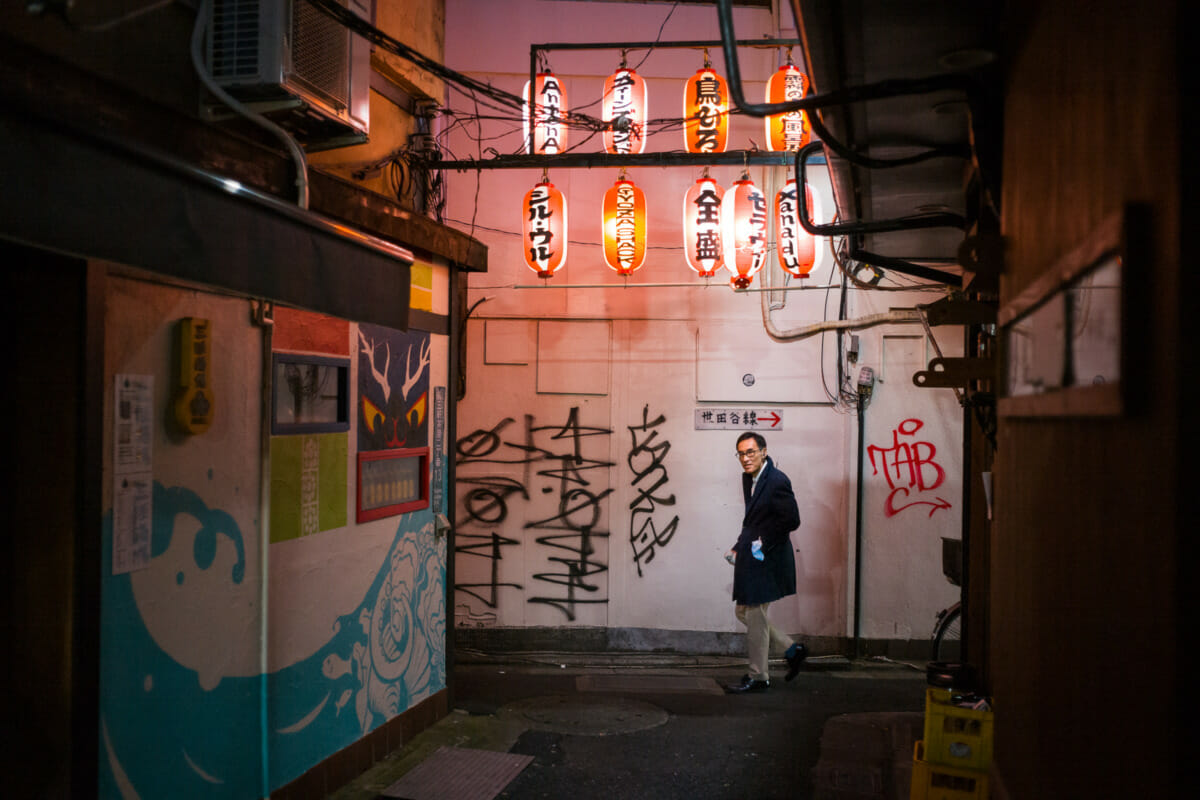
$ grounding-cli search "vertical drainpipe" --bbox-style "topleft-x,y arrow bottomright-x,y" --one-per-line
445,268 -> 460,709
254,300 -> 274,798
853,394 -> 865,659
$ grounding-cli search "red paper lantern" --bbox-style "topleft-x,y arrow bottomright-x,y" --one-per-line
683,68 -> 728,153
522,180 -> 567,277
603,68 -> 647,155
683,177 -> 724,277
523,72 -> 568,154
603,177 -> 647,276
721,175 -> 767,289
775,179 -> 817,277
764,64 -> 810,152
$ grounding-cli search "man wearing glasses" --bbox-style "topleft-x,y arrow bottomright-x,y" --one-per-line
724,432 -> 807,693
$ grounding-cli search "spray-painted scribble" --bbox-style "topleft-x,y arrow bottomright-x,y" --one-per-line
454,407 -> 613,622
627,405 -> 678,575
867,418 -> 952,518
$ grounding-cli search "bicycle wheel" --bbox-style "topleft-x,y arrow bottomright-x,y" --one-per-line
931,602 -> 962,662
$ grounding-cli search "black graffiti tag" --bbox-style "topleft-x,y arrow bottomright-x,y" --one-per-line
627,405 -> 678,575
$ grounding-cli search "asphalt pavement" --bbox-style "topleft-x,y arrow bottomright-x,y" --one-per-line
331,651 -> 929,800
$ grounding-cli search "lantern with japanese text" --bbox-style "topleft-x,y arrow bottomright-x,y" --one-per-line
522,179 -> 567,278
603,67 -> 647,154
683,67 -> 728,153
683,176 -> 724,277
764,62 -> 810,152
523,72 -> 568,155
602,175 -> 647,276
721,174 -> 768,289
775,178 -> 816,277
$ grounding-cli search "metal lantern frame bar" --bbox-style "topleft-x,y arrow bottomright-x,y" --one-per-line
436,38 -> 803,170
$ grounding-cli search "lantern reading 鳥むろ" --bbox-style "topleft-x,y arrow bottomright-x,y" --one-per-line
603,67 -> 647,154
683,176 -> 724,277
522,180 -> 567,278
523,72 -> 568,154
722,174 -> 768,289
775,179 -> 816,277
683,67 -> 728,153
603,177 -> 647,276
765,63 -> 810,152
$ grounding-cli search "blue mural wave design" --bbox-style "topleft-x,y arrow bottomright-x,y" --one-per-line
99,481 -> 446,798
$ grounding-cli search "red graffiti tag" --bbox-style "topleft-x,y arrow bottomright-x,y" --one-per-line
867,418 -> 951,518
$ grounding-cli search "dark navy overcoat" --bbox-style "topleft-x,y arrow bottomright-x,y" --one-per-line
731,457 -> 800,605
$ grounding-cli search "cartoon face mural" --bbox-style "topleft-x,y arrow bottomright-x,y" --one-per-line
100,482 -> 446,796
358,325 -> 431,451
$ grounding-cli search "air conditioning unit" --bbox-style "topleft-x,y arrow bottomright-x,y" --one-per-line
207,0 -> 370,148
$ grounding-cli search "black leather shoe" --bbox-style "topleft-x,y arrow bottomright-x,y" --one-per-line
785,643 -> 808,682
724,675 -> 769,693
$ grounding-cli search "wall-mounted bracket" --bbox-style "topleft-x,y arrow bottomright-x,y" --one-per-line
920,296 -> 997,327
913,357 -> 995,389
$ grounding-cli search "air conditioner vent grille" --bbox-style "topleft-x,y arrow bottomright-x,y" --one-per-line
291,0 -> 350,109
210,0 -> 263,81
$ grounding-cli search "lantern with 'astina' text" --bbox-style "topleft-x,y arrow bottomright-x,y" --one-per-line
775,179 -> 816,278
683,67 -> 728,153
603,67 -> 647,154
721,174 -> 768,289
764,62 -> 810,152
683,176 -> 723,277
522,179 -> 567,278
523,72 -> 568,154
603,176 -> 647,276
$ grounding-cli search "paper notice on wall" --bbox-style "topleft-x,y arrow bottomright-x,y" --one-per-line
113,473 -> 152,574
114,374 -> 154,474
113,374 -> 154,574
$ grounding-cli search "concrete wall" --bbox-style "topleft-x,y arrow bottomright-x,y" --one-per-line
445,0 -> 963,652
98,269 -> 451,796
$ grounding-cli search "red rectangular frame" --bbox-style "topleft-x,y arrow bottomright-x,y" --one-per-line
356,447 -> 429,523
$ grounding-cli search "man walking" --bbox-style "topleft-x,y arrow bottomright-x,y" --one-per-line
724,432 -> 807,693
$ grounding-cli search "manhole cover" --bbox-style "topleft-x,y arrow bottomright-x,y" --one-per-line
504,694 -> 669,736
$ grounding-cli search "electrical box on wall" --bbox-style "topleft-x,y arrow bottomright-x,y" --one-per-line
205,0 -> 371,148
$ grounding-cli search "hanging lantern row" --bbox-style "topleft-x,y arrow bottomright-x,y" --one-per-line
523,172 -> 818,287
524,60 -> 809,156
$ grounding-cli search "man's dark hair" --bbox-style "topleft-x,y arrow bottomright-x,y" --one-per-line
737,431 -> 766,450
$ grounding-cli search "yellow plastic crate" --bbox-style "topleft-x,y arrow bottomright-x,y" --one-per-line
923,687 -> 994,771
911,741 -> 989,800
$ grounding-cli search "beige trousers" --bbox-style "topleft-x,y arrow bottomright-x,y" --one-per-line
736,603 -> 795,682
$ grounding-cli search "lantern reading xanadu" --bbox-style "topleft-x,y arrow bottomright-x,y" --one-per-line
522,179 -> 567,278
764,62 -> 810,152
775,179 -> 817,278
683,66 -> 728,153
603,176 -> 647,276
683,176 -> 723,277
603,67 -> 647,154
523,72 -> 568,155
721,174 -> 768,289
